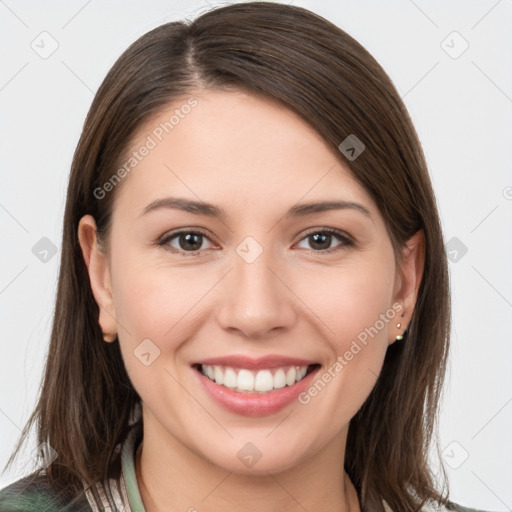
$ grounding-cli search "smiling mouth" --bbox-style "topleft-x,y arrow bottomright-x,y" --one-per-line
192,363 -> 321,394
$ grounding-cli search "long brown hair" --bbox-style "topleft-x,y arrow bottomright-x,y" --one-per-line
4,2 -> 451,510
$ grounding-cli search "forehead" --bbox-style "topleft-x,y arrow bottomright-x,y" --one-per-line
112,89 -> 377,222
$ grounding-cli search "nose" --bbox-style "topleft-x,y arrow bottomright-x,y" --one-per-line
216,246 -> 296,340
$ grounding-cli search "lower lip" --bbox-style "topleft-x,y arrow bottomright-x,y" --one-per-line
194,365 -> 320,417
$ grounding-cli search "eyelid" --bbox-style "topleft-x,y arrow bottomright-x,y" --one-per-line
298,227 -> 353,244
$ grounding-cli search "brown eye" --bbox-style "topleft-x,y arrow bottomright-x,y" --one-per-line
159,231 -> 214,254
308,232 -> 332,251
296,229 -> 353,253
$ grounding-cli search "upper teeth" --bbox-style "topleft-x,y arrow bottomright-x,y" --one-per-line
200,364 -> 309,393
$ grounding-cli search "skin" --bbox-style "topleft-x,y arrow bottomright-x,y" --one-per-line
78,89 -> 424,512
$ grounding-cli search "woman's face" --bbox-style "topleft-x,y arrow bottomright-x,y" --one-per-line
79,89 -> 422,475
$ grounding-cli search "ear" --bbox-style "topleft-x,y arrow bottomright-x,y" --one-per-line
390,230 -> 425,344
77,215 -> 117,342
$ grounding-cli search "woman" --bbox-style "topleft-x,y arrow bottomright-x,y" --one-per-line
0,2 -> 488,511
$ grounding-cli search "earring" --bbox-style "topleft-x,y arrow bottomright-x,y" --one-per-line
395,310 -> 406,341
103,332 -> 117,342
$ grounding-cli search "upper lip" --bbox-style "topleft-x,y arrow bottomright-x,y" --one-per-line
194,355 -> 319,370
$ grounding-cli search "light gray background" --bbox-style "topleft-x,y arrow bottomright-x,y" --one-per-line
1,1 -> 511,510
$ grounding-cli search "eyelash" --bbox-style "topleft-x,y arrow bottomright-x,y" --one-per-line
156,228 -> 354,257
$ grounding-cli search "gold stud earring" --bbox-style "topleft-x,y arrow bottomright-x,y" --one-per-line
395,322 -> 407,341
395,310 -> 406,341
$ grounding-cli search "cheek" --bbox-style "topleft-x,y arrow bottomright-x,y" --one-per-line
106,244 -> 189,358
109,258 -> 208,404
336,273 -> 394,349
109,243 -> 212,336
295,256 -> 396,347
295,258 -> 395,404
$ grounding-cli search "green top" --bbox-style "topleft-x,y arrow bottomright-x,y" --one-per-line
0,423 -> 492,512
0,423 -> 145,512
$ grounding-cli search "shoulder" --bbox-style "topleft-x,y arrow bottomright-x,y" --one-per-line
0,472 -> 93,512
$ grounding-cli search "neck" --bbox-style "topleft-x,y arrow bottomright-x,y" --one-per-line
134,414 -> 360,512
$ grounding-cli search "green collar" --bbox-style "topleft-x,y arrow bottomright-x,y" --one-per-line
121,422 -> 146,512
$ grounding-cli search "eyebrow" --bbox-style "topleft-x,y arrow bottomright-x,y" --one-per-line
139,197 -> 373,220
